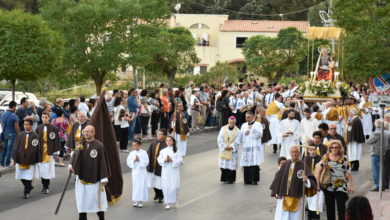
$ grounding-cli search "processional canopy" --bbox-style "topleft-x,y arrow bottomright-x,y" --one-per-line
307,27 -> 345,40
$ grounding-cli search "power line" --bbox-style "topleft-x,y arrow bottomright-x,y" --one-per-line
195,0 -> 328,18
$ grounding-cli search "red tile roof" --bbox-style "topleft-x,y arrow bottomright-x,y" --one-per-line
220,20 -> 309,33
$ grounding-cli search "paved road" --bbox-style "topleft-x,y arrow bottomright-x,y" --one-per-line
0,131 -> 373,220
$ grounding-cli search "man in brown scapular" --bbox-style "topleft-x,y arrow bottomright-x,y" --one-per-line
146,128 -> 167,203
12,119 -> 41,199
270,146 -> 317,219
68,125 -> 110,220
36,112 -> 61,194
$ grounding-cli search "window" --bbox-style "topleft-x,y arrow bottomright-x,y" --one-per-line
189,23 -> 210,29
200,66 -> 207,74
121,64 -> 127,72
236,37 -> 247,48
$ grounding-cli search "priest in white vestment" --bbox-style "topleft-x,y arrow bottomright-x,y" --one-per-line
127,139 -> 149,207
217,116 -> 241,184
238,111 -> 263,185
279,110 -> 301,159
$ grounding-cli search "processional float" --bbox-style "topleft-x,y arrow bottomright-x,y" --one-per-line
303,27 -> 347,102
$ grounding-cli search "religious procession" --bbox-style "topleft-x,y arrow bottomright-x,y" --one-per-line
1,1 -> 389,220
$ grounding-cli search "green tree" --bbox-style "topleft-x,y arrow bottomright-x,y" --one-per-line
333,0 -> 390,81
200,61 -> 240,86
40,0 -> 169,94
243,27 -> 305,82
237,0 -> 267,19
0,10 -> 63,100
0,0 -> 39,13
118,0 -> 169,88
146,27 -> 199,87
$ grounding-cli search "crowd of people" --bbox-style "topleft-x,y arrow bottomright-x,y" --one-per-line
0,78 -> 388,220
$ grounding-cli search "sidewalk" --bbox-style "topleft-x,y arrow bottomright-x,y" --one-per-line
0,126 -> 219,176
366,189 -> 390,219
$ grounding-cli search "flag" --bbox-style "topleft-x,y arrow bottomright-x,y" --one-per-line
89,91 -> 123,205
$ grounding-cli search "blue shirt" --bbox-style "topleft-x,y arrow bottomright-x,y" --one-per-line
1,110 -> 19,137
16,107 -> 29,131
127,96 -> 139,113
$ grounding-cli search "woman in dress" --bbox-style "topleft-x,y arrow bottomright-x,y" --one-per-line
51,109 -> 69,167
316,140 -> 354,220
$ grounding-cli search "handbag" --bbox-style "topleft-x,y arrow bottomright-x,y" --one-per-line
320,155 -> 331,186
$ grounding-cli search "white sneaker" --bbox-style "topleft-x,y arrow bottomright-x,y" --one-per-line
138,202 -> 143,208
133,202 -> 139,207
165,204 -> 171,210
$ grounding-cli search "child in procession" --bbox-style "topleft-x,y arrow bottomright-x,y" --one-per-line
157,136 -> 183,210
127,139 -> 149,208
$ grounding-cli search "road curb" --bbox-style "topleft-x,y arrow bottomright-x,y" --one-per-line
0,127 -> 219,176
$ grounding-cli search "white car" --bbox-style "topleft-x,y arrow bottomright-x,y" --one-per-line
0,91 -> 40,113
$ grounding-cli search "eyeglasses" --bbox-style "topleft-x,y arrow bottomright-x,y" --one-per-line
329,128 -> 337,130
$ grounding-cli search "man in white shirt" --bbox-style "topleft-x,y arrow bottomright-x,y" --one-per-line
229,92 -> 245,127
264,88 -> 274,106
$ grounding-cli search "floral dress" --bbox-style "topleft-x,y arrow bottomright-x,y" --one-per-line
52,117 -> 69,143
320,154 -> 351,194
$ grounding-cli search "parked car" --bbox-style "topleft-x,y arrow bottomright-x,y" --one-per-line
0,91 -> 41,114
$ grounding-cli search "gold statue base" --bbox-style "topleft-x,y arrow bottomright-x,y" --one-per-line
303,90 -> 341,102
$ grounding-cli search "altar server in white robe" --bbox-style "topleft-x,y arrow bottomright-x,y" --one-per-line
279,110 -> 301,159
158,136 -> 183,210
266,93 -> 285,153
217,116 -> 240,184
238,111 -> 263,185
68,125 -> 109,220
127,139 -> 149,208
300,108 -> 318,145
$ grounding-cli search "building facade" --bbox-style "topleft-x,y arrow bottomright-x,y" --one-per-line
170,14 -> 309,74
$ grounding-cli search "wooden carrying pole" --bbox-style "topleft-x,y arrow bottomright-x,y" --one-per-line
54,172 -> 72,215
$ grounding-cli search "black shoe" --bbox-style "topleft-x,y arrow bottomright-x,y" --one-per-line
158,198 -> 163,203
244,182 -> 251,185
227,181 -> 234,184
153,195 -> 158,200
23,193 -> 29,199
